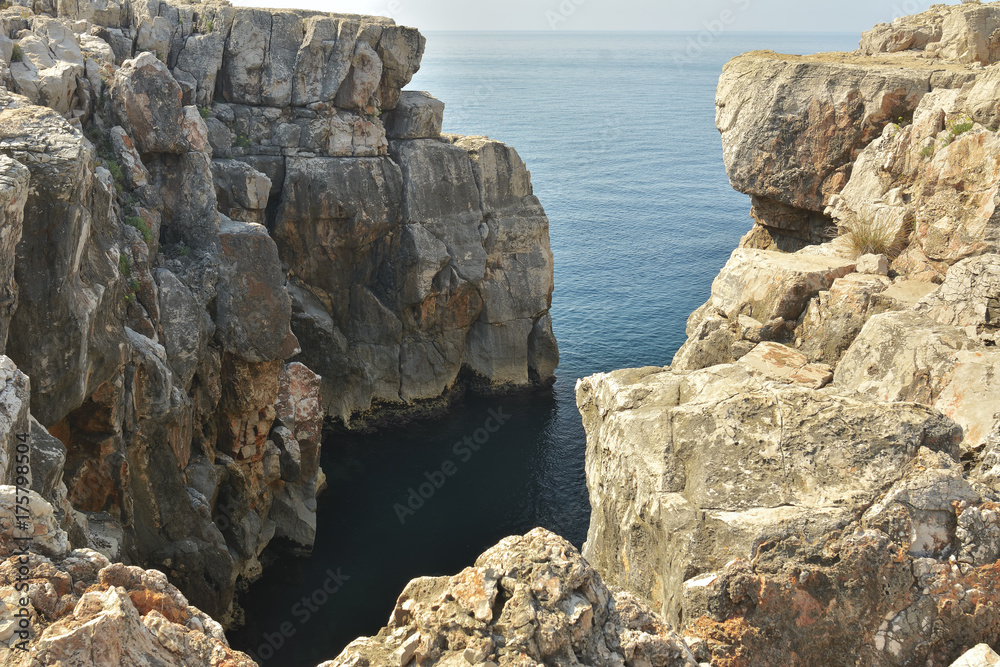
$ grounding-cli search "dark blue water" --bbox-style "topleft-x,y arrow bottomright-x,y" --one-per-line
228,31 -> 860,665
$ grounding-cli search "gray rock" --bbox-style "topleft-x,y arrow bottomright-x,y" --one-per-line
154,268 -> 212,389
0,156 -> 29,352
110,52 -> 190,154
577,362 -> 961,623
211,159 -> 271,223
216,217 -> 298,363
28,416 -> 67,505
326,528 -> 697,667
383,91 -> 444,139
1,91 -> 123,426
0,356 -> 30,487
290,15 -> 356,106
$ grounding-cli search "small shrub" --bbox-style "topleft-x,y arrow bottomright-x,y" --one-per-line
841,213 -> 908,258
126,215 -> 153,243
235,134 -> 251,149
919,145 -> 934,159
205,18 -> 213,32
199,106 -> 211,119
10,42 -> 22,63
168,242 -> 191,258
105,157 -> 124,192
129,277 -> 141,292
119,253 -> 132,278
947,114 -> 974,138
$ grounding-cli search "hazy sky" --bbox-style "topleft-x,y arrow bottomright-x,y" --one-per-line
233,0 -> 948,32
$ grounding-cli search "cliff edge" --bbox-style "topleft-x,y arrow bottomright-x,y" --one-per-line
326,3 -> 1000,667
0,0 -> 558,658
581,2 -> 1000,665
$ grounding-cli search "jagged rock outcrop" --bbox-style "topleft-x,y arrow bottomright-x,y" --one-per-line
325,528 -> 698,667
0,0 -> 557,635
0,499 -> 256,666
578,5 -> 1000,665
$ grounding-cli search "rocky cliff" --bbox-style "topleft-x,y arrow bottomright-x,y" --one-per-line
578,2 -> 1000,665
316,5 -> 1000,667
0,0 -> 557,658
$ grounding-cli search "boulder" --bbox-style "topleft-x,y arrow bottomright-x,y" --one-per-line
211,159 -> 271,224
216,218 -> 298,363
109,52 -> 190,154
0,549 -> 256,666
325,528 -> 697,667
951,645 -> 1000,667
673,248 -> 854,370
834,310 -> 1000,453
9,17 -> 85,115
383,90 -> 444,139
577,362 -> 961,624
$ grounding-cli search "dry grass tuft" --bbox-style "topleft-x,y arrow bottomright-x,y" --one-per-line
840,211 -> 910,259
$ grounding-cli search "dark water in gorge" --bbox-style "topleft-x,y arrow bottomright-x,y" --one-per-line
228,31 -> 861,665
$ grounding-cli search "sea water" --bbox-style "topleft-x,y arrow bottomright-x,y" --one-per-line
228,31 -> 860,665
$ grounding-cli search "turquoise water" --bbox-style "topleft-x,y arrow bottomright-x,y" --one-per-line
228,31 -> 861,665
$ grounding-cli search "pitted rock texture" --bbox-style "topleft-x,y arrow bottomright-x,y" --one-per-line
0,535 -> 255,666
324,528 -> 698,667
577,361 -> 962,625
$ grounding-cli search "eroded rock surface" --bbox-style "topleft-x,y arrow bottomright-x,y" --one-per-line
0,0 -> 557,636
325,528 -> 698,667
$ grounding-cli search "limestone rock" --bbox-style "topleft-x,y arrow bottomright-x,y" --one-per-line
673,248 -> 854,370
0,91 -> 123,426
951,645 -> 1000,667
856,253 -> 889,275
915,253 -> 1000,341
716,51 -> 939,243
383,91 -> 444,139
735,341 -> 833,389
0,549 -> 255,666
9,17 -> 85,115
211,159 -> 271,224
0,157 -> 28,353
0,487 -> 69,558
110,52 -> 190,154
577,362 -> 961,624
109,127 -> 149,189
834,310 -> 1000,453
216,218 -> 298,363
326,528 -> 697,667
795,272 -> 893,366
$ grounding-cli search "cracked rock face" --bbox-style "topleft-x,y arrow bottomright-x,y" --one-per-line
573,5 -> 1000,665
0,0 -> 557,640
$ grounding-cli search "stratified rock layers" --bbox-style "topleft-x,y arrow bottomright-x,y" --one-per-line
0,0 -> 557,644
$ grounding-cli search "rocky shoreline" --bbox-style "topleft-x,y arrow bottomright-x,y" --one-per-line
4,1 -> 1000,666
323,3 -> 1000,667
0,0 -> 557,663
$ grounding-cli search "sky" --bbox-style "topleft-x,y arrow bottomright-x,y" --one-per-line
232,0 -> 949,32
